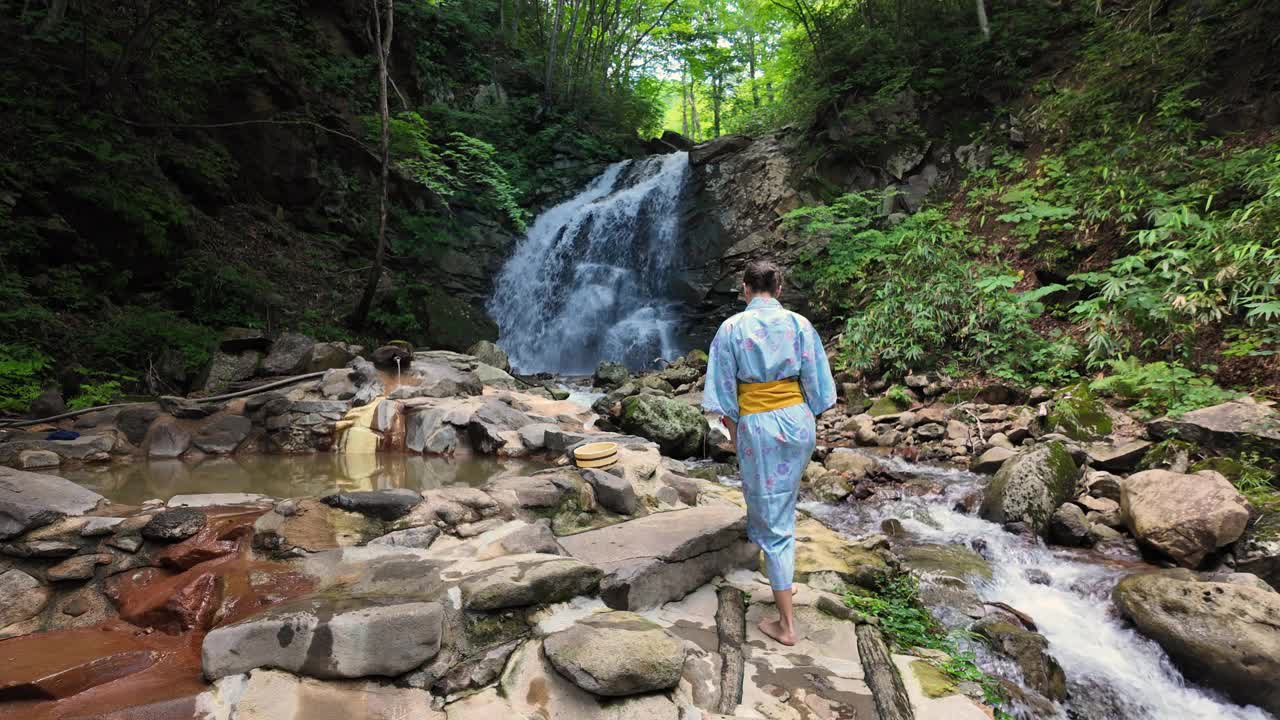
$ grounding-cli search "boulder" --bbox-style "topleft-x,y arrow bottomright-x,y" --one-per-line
593,361 -> 630,389
467,340 -> 510,372
201,595 -> 444,680
1085,440 -> 1152,472
405,408 -> 460,455
113,405 -> 161,446
972,617 -> 1067,701
579,467 -> 638,515
868,393 -> 911,417
141,507 -> 207,542
29,388 -> 65,419
0,467 -> 104,539
220,327 -> 272,353
811,473 -> 852,503
970,446 -> 1015,473
1044,384 -> 1112,441
261,332 -> 317,376
558,505 -> 755,610
1048,503 -> 1092,547
979,442 -> 1078,536
306,341 -> 361,373
516,422 -> 558,451
145,419 -> 191,459
202,350 -> 263,393
543,611 -> 686,697
1121,469 -> 1249,567
824,449 -> 878,478
192,414 -> 253,454
320,489 -> 422,521
619,395 -> 706,459
0,569 -> 50,629
1113,572 -> 1280,714
1148,399 -> 1279,460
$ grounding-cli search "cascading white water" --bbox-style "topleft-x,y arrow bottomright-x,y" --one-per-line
488,152 -> 690,374
800,455 -> 1275,720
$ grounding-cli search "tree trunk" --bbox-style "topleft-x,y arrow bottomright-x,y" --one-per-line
544,0 -> 566,103
681,68 -> 689,136
351,0 -> 394,331
975,0 -> 991,40
747,30 -> 760,108
688,73 -> 701,141
38,0 -> 68,33
712,78 -> 722,137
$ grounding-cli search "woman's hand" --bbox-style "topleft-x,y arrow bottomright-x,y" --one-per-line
721,415 -> 738,445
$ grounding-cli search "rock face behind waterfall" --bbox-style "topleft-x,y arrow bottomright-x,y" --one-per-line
1114,571 -> 1280,715
489,153 -> 691,374
979,442 -> 1078,536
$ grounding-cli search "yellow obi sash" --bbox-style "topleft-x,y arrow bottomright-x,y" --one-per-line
738,378 -> 804,417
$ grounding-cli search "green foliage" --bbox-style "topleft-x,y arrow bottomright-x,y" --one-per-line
1229,452 -> 1280,511
379,112 -> 526,230
845,573 -> 1009,713
788,193 -> 1074,383
1089,358 -> 1238,417
90,307 -> 218,380
67,372 -> 131,411
0,344 -> 51,414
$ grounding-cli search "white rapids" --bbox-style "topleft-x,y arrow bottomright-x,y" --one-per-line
488,152 -> 691,375
801,454 -> 1275,720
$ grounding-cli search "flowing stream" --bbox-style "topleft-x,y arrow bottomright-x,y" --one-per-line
801,454 -> 1274,720
489,152 -> 691,374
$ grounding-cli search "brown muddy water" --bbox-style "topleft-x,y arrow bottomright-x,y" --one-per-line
52,454 -> 548,504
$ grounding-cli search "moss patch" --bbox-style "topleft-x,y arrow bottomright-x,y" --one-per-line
1046,383 -> 1112,441
911,659 -> 957,698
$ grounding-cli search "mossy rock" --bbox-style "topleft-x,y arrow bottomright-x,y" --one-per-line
638,375 -> 676,395
868,394 -> 911,417
464,611 -> 529,649
619,394 -> 707,459
898,543 -> 993,581
1045,384 -> 1112,441
1190,456 -> 1246,482
910,659 -> 957,699
979,442 -> 1079,536
1139,439 -> 1197,471
684,349 -> 709,370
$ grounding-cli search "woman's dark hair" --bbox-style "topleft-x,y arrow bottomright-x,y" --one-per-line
743,259 -> 783,294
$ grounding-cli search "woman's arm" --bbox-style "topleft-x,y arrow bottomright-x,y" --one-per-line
798,317 -> 838,416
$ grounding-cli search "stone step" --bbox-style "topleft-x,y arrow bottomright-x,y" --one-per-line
558,505 -> 755,610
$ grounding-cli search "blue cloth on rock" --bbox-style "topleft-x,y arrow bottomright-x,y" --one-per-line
702,297 -> 837,591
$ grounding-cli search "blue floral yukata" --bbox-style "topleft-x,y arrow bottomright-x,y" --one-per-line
702,297 -> 837,592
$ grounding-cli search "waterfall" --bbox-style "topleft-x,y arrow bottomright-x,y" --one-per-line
489,152 -> 691,375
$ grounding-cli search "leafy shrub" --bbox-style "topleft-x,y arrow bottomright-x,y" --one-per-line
67,374 -> 129,411
1089,358 -> 1238,417
89,307 -> 218,380
0,344 -> 51,414
789,194 -> 1069,383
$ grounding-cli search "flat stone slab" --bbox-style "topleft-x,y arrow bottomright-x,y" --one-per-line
200,668 -> 442,720
452,553 -> 602,611
1085,440 -> 1152,471
558,506 -> 755,610
0,466 -> 104,539
201,595 -> 444,680
167,493 -> 270,508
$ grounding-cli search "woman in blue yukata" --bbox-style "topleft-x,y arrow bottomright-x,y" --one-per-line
703,259 -> 837,646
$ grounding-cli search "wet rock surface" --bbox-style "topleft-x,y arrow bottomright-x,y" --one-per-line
1114,571 -> 1280,714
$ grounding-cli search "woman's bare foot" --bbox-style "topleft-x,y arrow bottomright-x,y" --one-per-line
758,617 -> 796,646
